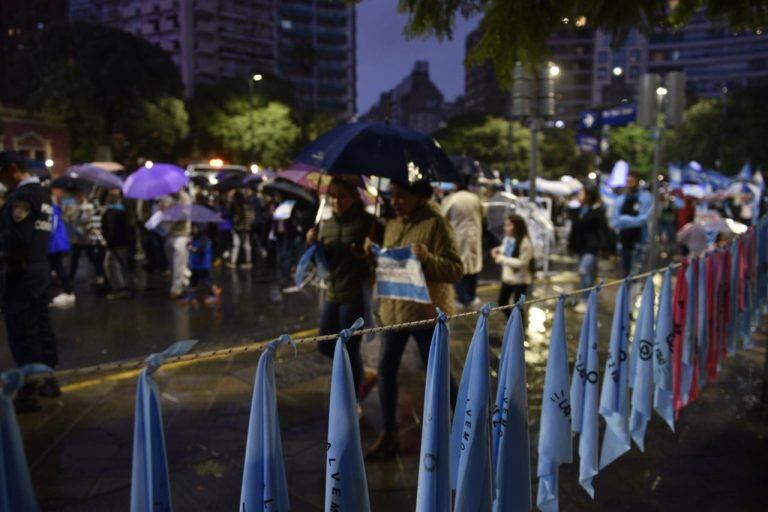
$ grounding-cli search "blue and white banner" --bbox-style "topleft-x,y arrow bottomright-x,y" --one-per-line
374,245 -> 432,304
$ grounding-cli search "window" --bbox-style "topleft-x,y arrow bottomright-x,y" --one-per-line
597,67 -> 607,80
629,66 -> 640,79
629,49 -> 640,63
598,51 -> 608,64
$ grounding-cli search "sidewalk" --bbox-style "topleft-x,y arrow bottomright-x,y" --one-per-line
11,272 -> 768,511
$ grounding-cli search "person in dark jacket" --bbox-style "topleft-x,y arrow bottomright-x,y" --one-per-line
306,176 -> 380,410
186,224 -> 221,305
102,189 -> 133,299
568,187 -> 612,313
0,151 -> 60,412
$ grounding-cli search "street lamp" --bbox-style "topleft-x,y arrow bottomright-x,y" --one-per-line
656,86 -> 668,97
248,73 -> 264,164
252,73 -> 263,82
145,160 -> 154,169
549,64 -> 560,78
44,159 -> 54,168
612,66 -> 623,77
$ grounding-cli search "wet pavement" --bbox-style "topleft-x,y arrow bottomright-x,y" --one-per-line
1,258 -> 767,511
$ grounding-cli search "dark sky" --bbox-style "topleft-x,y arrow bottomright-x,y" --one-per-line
356,2 -> 478,115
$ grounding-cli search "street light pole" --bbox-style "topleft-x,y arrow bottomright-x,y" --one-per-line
529,117 -> 539,203
648,85 -> 667,270
248,73 -> 263,164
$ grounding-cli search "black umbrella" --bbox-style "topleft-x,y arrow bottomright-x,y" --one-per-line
293,121 -> 461,184
262,178 -> 318,206
51,175 -> 87,192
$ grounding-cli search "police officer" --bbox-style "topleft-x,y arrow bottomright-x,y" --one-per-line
0,151 -> 61,413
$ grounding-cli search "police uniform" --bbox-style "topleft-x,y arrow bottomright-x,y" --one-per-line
0,175 -> 59,368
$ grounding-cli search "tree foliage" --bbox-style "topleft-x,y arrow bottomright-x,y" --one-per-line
540,126 -> 577,176
606,124 -> 655,178
398,0 -> 768,84
15,22 -> 185,163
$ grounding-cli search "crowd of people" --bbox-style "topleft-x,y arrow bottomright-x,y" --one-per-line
1,149 -> 763,457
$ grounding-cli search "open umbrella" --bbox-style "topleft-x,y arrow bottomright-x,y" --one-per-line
51,175 -> 87,192
123,163 -> 189,200
262,178 -> 317,206
69,164 -> 124,189
90,161 -> 124,173
161,204 -> 222,223
293,121 -> 461,184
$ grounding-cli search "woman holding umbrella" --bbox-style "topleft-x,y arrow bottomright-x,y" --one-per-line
363,177 -> 463,459
306,176 -> 380,411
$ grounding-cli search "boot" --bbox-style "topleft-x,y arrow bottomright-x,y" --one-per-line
14,383 -> 41,414
365,431 -> 400,460
38,377 -> 62,398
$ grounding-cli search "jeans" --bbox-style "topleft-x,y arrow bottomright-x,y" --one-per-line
165,235 -> 190,294
277,235 -> 297,279
578,253 -> 597,299
317,296 -> 365,399
69,245 -> 104,280
48,252 -> 73,294
105,247 -> 131,291
4,294 -> 58,367
190,269 -> 214,294
378,327 -> 458,432
454,273 -> 479,305
619,244 -> 647,277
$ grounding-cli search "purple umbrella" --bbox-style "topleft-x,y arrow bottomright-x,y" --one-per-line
161,204 -> 222,223
68,164 -> 124,189
123,163 -> 189,199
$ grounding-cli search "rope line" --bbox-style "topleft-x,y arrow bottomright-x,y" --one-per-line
48,260 -> 683,382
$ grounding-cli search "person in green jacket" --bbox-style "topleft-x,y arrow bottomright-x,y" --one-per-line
306,176 -> 379,405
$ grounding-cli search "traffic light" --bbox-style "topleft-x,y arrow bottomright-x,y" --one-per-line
665,71 -> 686,127
636,73 -> 660,128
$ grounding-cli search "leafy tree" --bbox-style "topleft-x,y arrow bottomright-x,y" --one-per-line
398,0 -> 768,84
663,99 -> 722,169
606,124 -> 654,178
124,97 -> 190,162
14,22 -> 184,162
540,127 -> 577,176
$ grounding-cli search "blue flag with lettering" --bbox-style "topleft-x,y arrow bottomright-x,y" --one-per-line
0,364 -> 51,512
697,256 -> 709,390
294,243 -> 329,288
492,297 -> 531,511
131,340 -> 198,512
653,269 -> 675,432
239,336 -> 294,512
536,297 -> 572,512
599,280 -> 630,470
416,310 -> 452,512
325,318 -> 371,512
629,276 -> 656,451
374,245 -> 432,304
570,288 -> 600,498
451,305 -> 493,511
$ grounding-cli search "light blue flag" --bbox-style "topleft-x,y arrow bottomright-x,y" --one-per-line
416,309 -> 452,512
653,269 -> 675,432
294,243 -> 329,288
131,339 -> 198,512
679,260 -> 696,405
629,276 -> 656,451
325,318 -> 371,512
451,304 -> 493,512
492,296 -> 531,512
536,297 -> 573,512
240,335 -> 294,512
569,288 -> 600,498
727,240 -> 739,356
599,280 -> 630,470
0,364 -> 51,512
697,256 -> 708,390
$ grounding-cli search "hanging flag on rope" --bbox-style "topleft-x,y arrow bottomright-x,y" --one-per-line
451,305 -> 493,511
727,239 -> 740,356
294,243 -> 329,288
239,336 -> 294,512
536,297 -> 573,512
492,296 -> 531,511
696,256 -> 708,391
682,259 -> 699,406
598,280 -> 630,470
373,245 -> 432,304
629,275 -> 656,451
653,268 -> 675,432
0,364 -> 52,512
416,310 -> 452,512
131,340 -> 198,512
671,261 -> 688,419
325,318 -> 371,512
570,288 -> 601,498
706,253 -> 720,381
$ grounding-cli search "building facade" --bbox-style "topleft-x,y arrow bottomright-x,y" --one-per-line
592,28 -> 648,106
463,28 -> 509,117
647,10 -> 768,99
69,0 -> 277,95
360,61 -> 446,134
275,0 -> 356,118
0,104 -> 70,176
548,24 -> 595,125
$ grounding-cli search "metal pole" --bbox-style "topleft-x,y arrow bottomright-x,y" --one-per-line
649,124 -> 662,270
248,79 -> 256,163
529,118 -> 539,203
